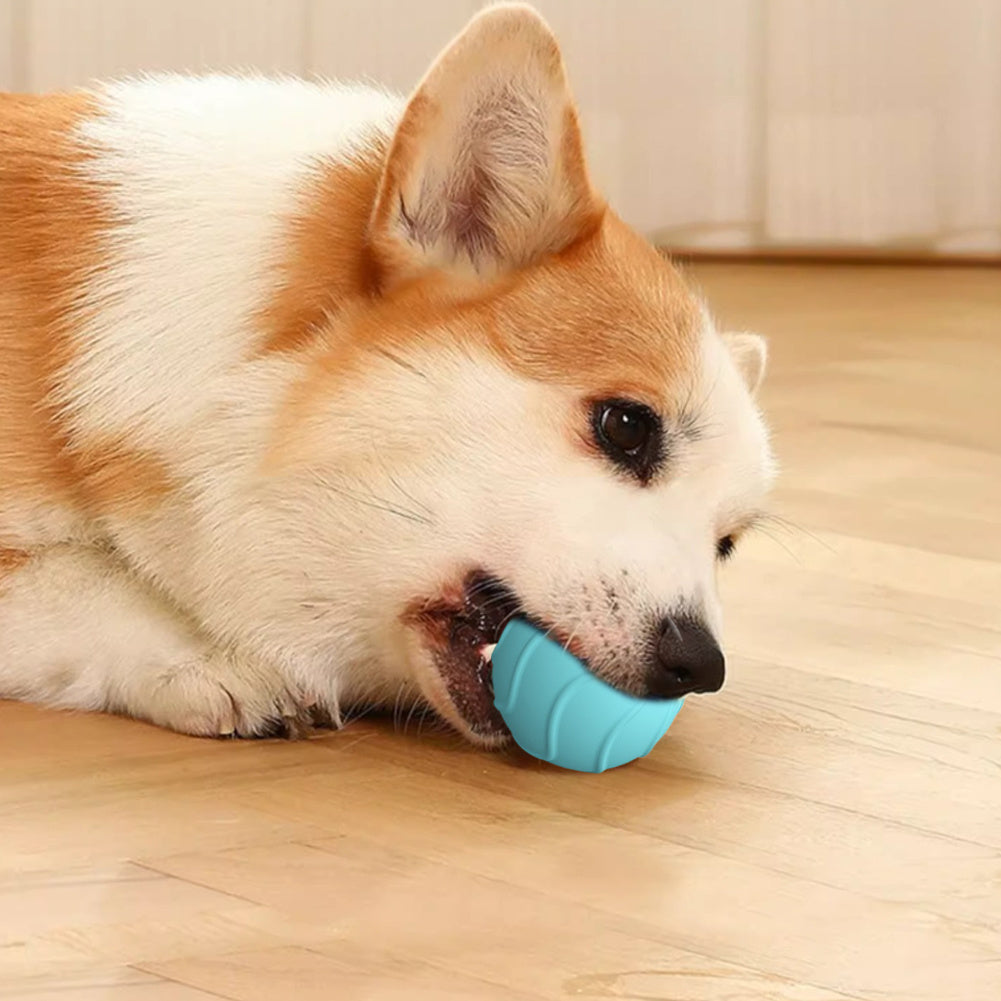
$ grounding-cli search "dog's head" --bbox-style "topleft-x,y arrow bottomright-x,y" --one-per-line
272,4 -> 774,742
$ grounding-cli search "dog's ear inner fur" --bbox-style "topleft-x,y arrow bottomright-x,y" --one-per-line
370,3 -> 602,286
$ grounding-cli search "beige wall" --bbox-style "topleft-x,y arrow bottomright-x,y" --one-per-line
2,0 -> 999,256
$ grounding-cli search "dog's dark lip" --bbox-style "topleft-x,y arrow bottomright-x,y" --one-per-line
406,570 -> 526,739
407,570 -> 591,740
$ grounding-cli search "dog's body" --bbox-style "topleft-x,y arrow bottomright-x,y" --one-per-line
0,5 -> 773,744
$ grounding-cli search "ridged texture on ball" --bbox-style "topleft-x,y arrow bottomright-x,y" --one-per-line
492,619 -> 683,773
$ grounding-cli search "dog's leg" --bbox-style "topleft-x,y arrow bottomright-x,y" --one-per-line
0,543 -> 307,736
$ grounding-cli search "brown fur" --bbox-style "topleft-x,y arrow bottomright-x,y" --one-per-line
0,548 -> 29,601
0,92 -> 174,526
75,441 -> 176,515
490,214 -> 701,404
368,91 -> 430,285
256,142 -> 389,356
266,68 -> 697,456
0,547 -> 30,575
0,93 -> 103,506
269,206 -> 700,473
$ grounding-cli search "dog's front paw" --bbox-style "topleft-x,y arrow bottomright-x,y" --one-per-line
131,652 -> 311,739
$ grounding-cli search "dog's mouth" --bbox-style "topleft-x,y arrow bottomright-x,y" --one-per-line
405,570 -> 529,741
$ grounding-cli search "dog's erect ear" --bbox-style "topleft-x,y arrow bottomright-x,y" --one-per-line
722,332 -> 768,395
370,3 -> 601,285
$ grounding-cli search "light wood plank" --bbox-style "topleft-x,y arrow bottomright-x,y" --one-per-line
4,970 -> 221,1001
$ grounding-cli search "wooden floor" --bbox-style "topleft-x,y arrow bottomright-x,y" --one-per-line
2,263 -> 1000,1001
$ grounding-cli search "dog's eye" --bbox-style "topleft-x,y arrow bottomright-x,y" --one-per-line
591,399 -> 663,483
716,535 -> 736,561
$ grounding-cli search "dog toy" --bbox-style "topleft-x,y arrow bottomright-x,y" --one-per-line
489,619 -> 683,773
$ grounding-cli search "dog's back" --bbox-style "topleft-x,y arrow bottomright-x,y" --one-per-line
0,78 -> 399,549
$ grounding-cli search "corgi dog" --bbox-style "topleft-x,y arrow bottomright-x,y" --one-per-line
0,4 -> 773,746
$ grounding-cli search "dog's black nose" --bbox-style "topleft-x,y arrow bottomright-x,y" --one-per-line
648,617 -> 725,699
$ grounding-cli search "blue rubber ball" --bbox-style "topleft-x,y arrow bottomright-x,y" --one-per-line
491,619 -> 684,773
